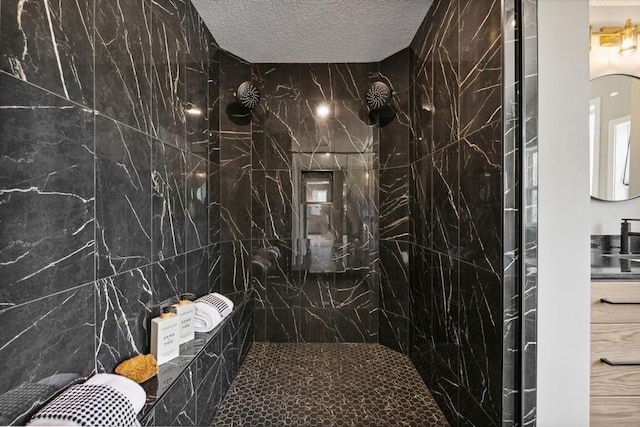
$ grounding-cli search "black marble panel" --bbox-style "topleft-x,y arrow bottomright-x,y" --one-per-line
253,308 -> 266,342
265,240 -> 300,308
154,366 -> 195,426
265,170 -> 293,239
186,246 -> 210,296
209,159 -> 220,244
152,254 -> 186,305
458,263 -> 502,422
0,284 -> 95,399
432,145 -> 460,257
0,0 -> 94,106
379,167 -> 410,240
299,99 -> 335,152
253,63 -> 300,101
431,251 -> 460,376
332,271 -> 372,309
459,0 -> 502,139
95,0 -> 153,134
263,100 -> 297,168
196,358 -> 222,426
208,49 -> 220,162
184,6 -> 209,157
459,123 -> 502,273
195,327 -> 221,389
334,309 -> 370,343
0,75 -> 94,307
150,9 -> 186,149
219,335 -> 239,392
220,241 -> 250,294
251,170 -> 266,239
378,310 -> 409,354
220,135 -> 251,241
96,266 -> 154,373
96,115 -> 152,278
265,308 -> 300,343
152,140 -> 186,261
379,240 -> 409,317
299,307 -> 334,343
185,153 -> 208,251
219,51 -> 251,133
379,49 -> 411,168
331,63 -> 369,101
432,1 -> 459,151
333,100 -> 373,153
300,63 -> 331,101
206,245 -> 220,297
412,157 -> 433,249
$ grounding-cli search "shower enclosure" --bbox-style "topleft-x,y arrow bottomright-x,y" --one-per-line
0,0 -> 537,425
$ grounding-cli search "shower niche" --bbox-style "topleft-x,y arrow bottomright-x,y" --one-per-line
292,154 -> 376,275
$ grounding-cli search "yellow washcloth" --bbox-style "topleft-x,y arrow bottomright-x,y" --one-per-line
115,354 -> 159,383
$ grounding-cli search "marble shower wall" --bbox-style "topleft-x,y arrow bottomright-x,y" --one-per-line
250,63 -> 379,343
377,48 -> 413,354
408,0 -> 506,425
0,0 -> 241,424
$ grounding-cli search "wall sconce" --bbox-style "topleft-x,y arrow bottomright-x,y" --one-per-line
591,18 -> 638,55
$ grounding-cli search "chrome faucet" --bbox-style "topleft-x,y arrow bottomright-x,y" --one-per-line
620,219 -> 640,254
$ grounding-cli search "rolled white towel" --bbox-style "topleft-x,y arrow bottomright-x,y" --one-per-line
194,300 -> 223,333
27,374 -> 145,427
196,293 -> 234,318
86,374 -> 146,414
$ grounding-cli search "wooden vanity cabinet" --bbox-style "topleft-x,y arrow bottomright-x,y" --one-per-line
591,281 -> 640,426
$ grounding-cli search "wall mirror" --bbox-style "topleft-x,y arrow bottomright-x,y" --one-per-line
590,74 -> 640,201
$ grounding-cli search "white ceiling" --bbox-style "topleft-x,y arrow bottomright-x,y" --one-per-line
190,0 -> 433,63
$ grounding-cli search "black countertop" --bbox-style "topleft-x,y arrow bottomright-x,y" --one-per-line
591,250 -> 640,280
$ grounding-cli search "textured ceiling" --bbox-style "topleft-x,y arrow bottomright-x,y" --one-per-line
191,0 -> 433,63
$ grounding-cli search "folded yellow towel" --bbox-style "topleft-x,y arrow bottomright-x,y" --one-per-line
115,354 -> 158,383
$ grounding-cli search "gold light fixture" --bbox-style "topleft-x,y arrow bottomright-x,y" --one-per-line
591,19 -> 638,55
620,19 -> 638,55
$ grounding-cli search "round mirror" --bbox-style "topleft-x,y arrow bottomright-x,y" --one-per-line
590,74 -> 640,201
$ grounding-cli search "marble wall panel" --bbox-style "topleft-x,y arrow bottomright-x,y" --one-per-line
96,116 -> 152,278
0,0 -> 240,424
185,153 -> 208,251
0,75 -> 94,308
150,6 -> 186,149
379,167 -> 410,241
0,285 -> 95,424
94,0 -> 153,134
152,140 -> 187,261
96,266 -> 154,373
0,0 -> 94,106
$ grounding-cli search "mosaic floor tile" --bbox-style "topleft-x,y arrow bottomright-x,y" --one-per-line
213,343 -> 449,426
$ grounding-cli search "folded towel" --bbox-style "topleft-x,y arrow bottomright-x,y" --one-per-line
0,383 -> 58,425
193,300 -> 223,333
86,374 -> 146,414
27,374 -> 145,427
196,293 -> 234,318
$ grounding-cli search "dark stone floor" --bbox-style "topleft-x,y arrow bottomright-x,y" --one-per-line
212,342 -> 449,426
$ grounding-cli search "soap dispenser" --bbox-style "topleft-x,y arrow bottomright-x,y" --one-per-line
173,294 -> 195,345
151,306 -> 180,365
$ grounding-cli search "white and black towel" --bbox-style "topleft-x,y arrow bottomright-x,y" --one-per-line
194,293 -> 234,332
27,374 -> 145,427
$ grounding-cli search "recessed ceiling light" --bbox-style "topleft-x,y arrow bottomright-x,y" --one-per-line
316,104 -> 330,119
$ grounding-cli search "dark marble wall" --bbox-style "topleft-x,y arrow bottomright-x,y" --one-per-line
250,63 -> 379,343
0,0 -> 246,424
407,0 -> 506,425
377,48 -> 413,354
